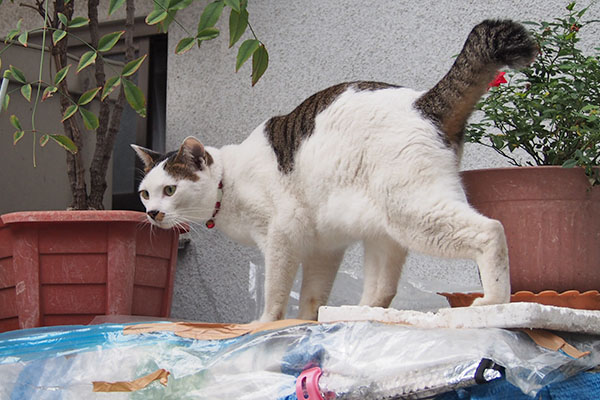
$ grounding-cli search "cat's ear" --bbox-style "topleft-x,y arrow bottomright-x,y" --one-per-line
131,144 -> 162,172
175,136 -> 213,171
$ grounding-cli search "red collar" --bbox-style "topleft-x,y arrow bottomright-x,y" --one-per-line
205,180 -> 223,229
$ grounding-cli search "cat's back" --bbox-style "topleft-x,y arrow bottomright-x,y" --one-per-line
262,81 -> 436,175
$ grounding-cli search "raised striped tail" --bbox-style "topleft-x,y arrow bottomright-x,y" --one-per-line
415,20 -> 538,147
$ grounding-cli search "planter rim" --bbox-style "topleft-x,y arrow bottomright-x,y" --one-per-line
0,210 -> 146,225
461,165 -> 590,174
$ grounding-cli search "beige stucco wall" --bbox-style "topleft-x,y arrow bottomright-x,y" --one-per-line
165,1 -> 600,323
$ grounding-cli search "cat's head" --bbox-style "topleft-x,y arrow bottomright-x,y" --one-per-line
132,136 -> 217,229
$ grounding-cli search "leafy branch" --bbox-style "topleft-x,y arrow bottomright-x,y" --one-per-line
0,0 -> 270,209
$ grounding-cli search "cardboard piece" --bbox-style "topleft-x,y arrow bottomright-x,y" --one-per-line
92,368 -> 170,392
523,329 -> 591,359
123,319 -> 315,340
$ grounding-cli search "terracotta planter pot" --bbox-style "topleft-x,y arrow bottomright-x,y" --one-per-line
439,290 -> 600,310
0,211 -> 183,332
461,166 -> 600,294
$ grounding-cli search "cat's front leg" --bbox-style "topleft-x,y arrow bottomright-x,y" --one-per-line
259,232 -> 301,322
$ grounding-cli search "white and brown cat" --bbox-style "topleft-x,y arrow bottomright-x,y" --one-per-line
133,20 -> 537,322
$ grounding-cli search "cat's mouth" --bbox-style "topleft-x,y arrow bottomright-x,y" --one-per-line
146,211 -> 174,229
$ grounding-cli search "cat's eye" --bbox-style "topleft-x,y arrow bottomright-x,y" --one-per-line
139,190 -> 149,200
164,185 -> 177,196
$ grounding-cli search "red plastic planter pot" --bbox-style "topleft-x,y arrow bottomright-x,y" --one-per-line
462,166 -> 600,294
0,219 -> 15,332
0,211 -> 183,332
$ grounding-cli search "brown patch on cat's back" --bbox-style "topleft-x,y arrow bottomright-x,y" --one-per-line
265,81 -> 400,173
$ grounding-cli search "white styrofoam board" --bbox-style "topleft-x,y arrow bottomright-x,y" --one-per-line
318,303 -> 600,335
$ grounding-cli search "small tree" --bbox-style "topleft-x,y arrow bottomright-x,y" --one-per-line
0,0 -> 268,210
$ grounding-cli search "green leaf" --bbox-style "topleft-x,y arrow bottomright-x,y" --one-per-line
53,29 -> 67,45
79,107 -> 99,130
77,50 -> 97,73
9,65 -> 26,84
158,14 -> 175,33
251,44 -> 268,86
62,104 -> 78,122
168,0 -> 191,9
39,134 -> 49,147
50,134 -> 78,154
13,130 -> 24,145
10,114 -> 22,130
97,31 -> 124,52
101,76 -> 121,100
20,83 -> 31,102
42,86 -> 58,101
54,64 -> 71,85
145,10 -> 168,25
121,55 -> 147,77
6,28 -> 19,42
17,31 -> 28,47
77,87 -> 101,105
2,94 -> 9,111
224,0 -> 241,12
108,0 -> 126,15
68,17 -> 89,28
57,13 -> 68,26
491,135 -> 505,149
235,39 -> 259,71
122,79 -> 146,117
198,1 -> 225,32
175,37 -> 195,54
196,27 -> 219,42
228,7 -> 248,47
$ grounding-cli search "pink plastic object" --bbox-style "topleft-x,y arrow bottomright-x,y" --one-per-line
296,367 -> 324,400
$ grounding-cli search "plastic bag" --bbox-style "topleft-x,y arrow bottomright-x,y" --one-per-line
1,320 -> 599,399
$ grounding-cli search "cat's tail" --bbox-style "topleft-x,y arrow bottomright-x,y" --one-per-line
415,20 -> 538,148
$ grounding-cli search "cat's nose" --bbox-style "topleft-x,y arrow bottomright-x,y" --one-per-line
147,210 -> 160,220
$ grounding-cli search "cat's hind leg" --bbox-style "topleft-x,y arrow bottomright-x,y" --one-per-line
359,237 -> 407,307
297,249 -> 345,321
387,199 -> 510,306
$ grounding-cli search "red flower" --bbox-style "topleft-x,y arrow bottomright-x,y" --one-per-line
488,71 -> 507,89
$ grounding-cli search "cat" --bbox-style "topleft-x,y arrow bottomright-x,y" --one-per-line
132,20 -> 537,322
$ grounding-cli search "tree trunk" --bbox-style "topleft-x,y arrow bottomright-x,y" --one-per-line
53,0 -> 88,210
87,0 -> 136,209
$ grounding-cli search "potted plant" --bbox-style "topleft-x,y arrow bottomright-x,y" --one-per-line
461,2 -> 600,298
0,0 -> 268,331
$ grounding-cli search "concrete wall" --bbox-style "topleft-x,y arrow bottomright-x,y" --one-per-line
163,1 -> 597,323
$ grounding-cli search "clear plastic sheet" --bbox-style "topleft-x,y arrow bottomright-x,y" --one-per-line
1,321 -> 599,399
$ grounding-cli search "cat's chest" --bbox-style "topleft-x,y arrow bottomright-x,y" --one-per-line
215,193 -> 270,247
216,216 -> 261,246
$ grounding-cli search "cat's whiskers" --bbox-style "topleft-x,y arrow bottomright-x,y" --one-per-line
170,215 -> 205,242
